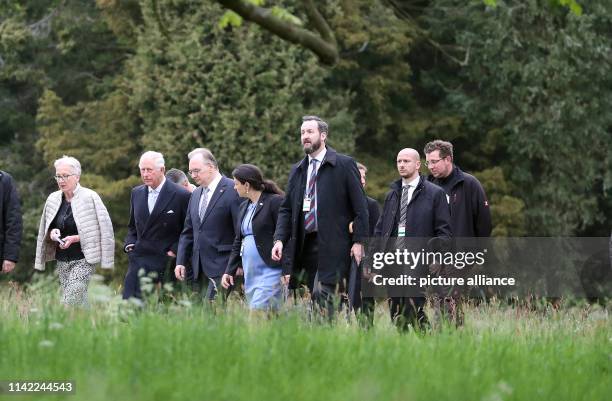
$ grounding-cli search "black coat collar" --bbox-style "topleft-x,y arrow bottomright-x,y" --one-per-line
297,145 -> 338,172
427,164 -> 465,189
390,175 -> 425,193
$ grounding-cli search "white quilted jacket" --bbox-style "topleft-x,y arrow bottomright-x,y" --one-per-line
35,184 -> 114,270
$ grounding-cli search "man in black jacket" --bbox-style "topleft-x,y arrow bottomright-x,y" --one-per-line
272,115 -> 369,318
0,170 -> 22,274
354,162 -> 380,325
424,140 -> 492,324
375,148 -> 451,331
356,163 -> 381,236
424,140 -> 491,238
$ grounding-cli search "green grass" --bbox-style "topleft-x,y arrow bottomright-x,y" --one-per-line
0,277 -> 610,401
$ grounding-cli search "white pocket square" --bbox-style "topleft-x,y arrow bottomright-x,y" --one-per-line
166,210 -> 175,214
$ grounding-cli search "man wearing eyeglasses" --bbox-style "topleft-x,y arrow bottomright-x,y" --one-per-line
175,148 -> 240,301
0,170 -> 22,275
123,151 -> 191,300
424,140 -> 491,238
424,140 -> 492,326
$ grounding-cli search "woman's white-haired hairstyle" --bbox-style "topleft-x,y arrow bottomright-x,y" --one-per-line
54,156 -> 82,176
139,151 -> 165,169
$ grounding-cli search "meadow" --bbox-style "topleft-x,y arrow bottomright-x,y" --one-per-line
0,275 -> 610,401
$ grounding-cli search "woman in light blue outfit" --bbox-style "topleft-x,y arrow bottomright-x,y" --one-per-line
222,164 -> 288,310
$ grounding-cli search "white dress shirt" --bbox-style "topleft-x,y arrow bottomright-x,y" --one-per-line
401,175 -> 420,205
148,177 -> 166,213
306,147 -> 327,191
198,172 -> 222,216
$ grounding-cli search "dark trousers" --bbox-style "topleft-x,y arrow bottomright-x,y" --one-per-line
296,232 -> 345,319
360,297 -> 376,328
193,274 -> 224,301
291,233 -> 318,292
388,297 -> 429,332
431,264 -> 465,327
122,253 -> 169,300
191,262 -> 229,302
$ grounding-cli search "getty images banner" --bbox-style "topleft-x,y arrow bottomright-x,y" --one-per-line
361,237 -> 611,298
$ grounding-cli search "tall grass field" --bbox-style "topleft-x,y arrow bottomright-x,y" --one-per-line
1,276 -> 610,401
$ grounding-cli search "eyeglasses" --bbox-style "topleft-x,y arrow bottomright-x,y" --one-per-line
425,157 -> 446,167
54,174 -> 76,181
188,169 -> 202,176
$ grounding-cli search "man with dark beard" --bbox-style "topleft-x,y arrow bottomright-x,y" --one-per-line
272,115 -> 369,318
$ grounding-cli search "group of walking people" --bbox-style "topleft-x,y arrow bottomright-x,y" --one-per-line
0,115 -> 492,329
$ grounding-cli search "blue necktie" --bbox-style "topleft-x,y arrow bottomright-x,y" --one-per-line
148,188 -> 159,213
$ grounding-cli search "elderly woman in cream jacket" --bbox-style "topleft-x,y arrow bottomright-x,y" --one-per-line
35,156 -> 114,306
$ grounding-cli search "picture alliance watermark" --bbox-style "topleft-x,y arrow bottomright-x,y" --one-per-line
361,237 -> 612,298
370,273 -> 515,288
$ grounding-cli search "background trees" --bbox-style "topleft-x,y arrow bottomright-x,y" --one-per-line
1,0 -> 609,282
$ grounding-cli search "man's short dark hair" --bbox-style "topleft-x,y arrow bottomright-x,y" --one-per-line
166,168 -> 188,185
424,140 -> 454,160
302,115 -> 329,136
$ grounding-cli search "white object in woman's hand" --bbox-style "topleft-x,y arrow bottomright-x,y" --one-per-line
50,229 -> 61,242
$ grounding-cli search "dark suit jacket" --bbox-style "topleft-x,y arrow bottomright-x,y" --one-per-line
375,175 -> 452,240
177,176 -> 240,279
374,176 -> 452,296
226,192 -> 287,276
273,146 -> 369,284
124,180 -> 191,262
367,196 -> 380,237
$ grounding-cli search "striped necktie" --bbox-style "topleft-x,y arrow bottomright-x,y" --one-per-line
198,187 -> 210,222
304,159 -> 318,233
399,184 -> 410,226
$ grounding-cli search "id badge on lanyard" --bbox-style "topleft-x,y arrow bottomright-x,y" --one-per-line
302,197 -> 312,212
398,224 -> 406,237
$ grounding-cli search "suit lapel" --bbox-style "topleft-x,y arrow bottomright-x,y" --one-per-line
297,157 -> 308,200
138,186 -> 150,221
251,192 -> 267,220
238,200 -> 249,223
200,177 -> 227,226
191,186 -> 202,224
144,182 -> 175,233
151,181 -> 175,219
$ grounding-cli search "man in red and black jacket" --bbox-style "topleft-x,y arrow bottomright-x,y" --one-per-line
424,140 -> 492,325
424,140 -> 492,238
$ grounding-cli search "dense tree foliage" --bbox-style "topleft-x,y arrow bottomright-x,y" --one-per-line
410,0 -> 612,235
0,0 -> 609,283
130,0 -> 355,181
